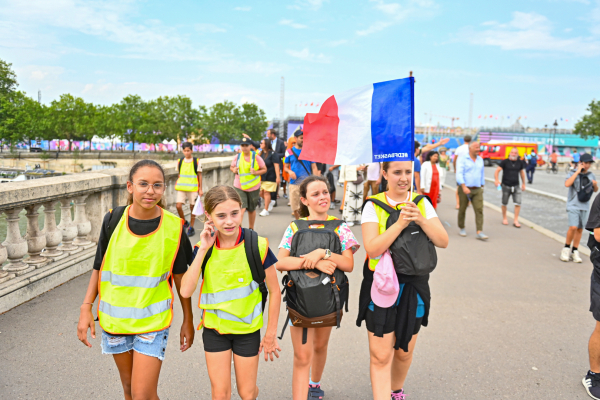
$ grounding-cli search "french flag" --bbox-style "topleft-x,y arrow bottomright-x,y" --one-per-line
300,77 -> 414,165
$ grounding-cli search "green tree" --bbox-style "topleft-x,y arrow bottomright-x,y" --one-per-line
153,95 -> 205,149
202,101 -> 267,144
48,94 -> 86,151
0,91 -> 46,151
0,59 -> 18,96
574,100 -> 600,139
114,95 -> 153,152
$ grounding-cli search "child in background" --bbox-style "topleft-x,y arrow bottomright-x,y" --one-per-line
176,142 -> 203,236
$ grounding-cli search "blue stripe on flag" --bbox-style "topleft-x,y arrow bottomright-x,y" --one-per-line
370,77 -> 414,162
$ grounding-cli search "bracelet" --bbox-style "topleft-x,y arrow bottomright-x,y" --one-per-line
81,302 -> 93,306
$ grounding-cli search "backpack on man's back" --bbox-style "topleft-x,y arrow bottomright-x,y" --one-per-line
578,173 -> 595,203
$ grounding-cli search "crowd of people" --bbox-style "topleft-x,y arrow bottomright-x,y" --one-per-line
74,131 -> 600,400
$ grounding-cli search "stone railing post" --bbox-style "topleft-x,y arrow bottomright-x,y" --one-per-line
2,208 -> 34,276
0,242 -> 11,284
24,204 -> 48,268
73,195 -> 92,247
41,201 -> 66,260
57,198 -> 81,254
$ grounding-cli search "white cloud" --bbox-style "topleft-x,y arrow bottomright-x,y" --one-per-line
328,39 -> 349,46
460,11 -> 600,56
195,23 -> 226,33
0,0 -> 223,62
234,6 -> 252,11
279,19 -> 308,29
286,48 -> 331,63
247,35 -> 267,48
206,60 -> 288,75
287,0 -> 327,10
356,0 -> 438,36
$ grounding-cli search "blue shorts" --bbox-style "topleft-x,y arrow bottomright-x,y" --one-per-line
567,209 -> 589,229
101,327 -> 170,361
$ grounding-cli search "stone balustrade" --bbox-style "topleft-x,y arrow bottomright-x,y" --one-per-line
0,156 -> 234,313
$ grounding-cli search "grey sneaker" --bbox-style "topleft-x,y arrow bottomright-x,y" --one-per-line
308,384 -> 324,399
459,229 -> 467,237
476,232 -> 489,241
583,371 -> 600,399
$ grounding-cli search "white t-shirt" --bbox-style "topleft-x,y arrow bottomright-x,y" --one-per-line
366,162 -> 380,181
361,193 -> 438,224
454,144 -> 469,161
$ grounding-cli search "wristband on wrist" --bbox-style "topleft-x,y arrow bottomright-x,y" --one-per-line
82,302 -> 93,306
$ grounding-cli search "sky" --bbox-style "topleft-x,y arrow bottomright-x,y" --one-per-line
1,0 -> 599,130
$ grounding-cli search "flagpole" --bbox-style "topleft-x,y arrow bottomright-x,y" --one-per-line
409,70 -> 414,203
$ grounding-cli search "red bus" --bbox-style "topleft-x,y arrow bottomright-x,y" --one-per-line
479,142 -> 539,166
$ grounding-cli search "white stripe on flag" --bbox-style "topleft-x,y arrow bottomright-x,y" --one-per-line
334,84 -> 374,165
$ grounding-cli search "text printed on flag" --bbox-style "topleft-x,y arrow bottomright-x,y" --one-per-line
373,152 -> 409,160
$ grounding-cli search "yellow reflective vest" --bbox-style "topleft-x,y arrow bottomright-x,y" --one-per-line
175,159 -> 199,192
98,206 -> 182,334
367,192 -> 427,271
238,151 -> 261,191
197,235 -> 268,334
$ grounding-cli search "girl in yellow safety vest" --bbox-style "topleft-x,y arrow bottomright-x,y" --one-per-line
77,159 -> 195,399
180,185 -> 282,400
276,175 -> 360,400
359,161 -> 448,400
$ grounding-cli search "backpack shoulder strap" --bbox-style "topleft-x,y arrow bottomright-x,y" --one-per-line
362,198 -> 395,214
292,219 -> 310,231
193,157 -> 199,175
107,206 -> 127,240
236,153 -> 241,167
413,194 -> 432,206
177,158 -> 183,173
252,151 -> 256,167
243,228 -> 268,310
200,245 -> 214,278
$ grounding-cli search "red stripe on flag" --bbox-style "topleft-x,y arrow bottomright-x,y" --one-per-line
300,95 -> 339,164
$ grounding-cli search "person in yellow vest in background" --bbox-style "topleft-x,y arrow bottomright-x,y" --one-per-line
359,161 -> 448,400
77,159 -> 195,400
176,142 -> 203,236
181,185 -> 282,400
230,137 -> 267,230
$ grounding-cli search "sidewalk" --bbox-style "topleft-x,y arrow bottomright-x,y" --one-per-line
0,189 -> 595,399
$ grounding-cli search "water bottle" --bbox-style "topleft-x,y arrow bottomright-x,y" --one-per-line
497,184 -> 502,191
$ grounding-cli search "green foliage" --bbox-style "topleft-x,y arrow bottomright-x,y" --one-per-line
203,100 -> 268,143
47,94 -> 87,151
574,100 -> 600,139
0,59 -> 18,96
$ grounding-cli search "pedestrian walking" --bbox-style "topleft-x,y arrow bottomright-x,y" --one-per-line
526,151 -> 537,184
340,164 -> 366,226
439,148 -> 450,171
413,142 -> 422,194
282,136 -> 298,201
258,139 -> 281,217
230,137 -> 267,230
551,150 -> 559,172
268,128 -> 286,206
180,186 -> 282,400
582,193 -> 600,399
284,130 -> 319,219
359,161 -> 448,400
175,142 -> 203,236
453,135 -> 472,209
457,141 -> 488,240
364,162 -> 381,203
326,164 -> 340,209
494,147 -> 527,228
561,153 -> 598,262
276,175 -> 359,400
420,151 -> 443,209
76,160 -> 195,400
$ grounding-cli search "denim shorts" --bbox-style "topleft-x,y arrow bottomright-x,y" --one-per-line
101,327 -> 170,361
567,209 -> 590,229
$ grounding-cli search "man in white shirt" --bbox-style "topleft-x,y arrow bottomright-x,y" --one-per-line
452,135 -> 472,209
363,162 -> 381,202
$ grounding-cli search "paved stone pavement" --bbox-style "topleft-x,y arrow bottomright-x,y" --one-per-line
0,189 -> 597,399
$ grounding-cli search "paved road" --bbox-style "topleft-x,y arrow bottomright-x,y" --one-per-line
0,190 -> 596,399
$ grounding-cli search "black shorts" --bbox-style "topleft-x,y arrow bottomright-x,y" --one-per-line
365,308 -> 422,336
591,273 -> 600,322
202,327 -> 261,357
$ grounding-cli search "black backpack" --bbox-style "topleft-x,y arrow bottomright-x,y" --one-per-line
578,173 -> 594,203
178,157 -> 199,176
362,196 -> 437,276
200,228 -> 268,311
279,219 -> 349,344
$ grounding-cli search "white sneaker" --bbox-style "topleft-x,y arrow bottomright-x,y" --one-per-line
268,200 -> 276,212
259,209 -> 269,217
347,221 -> 355,227
560,247 -> 571,262
572,250 -> 583,263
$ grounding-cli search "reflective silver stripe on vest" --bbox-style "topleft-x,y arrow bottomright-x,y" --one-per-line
179,174 -> 197,178
199,281 -> 259,305
175,183 -> 198,187
101,271 -> 169,289
204,301 -> 262,325
239,172 -> 254,177
241,177 -> 260,186
99,299 -> 171,320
